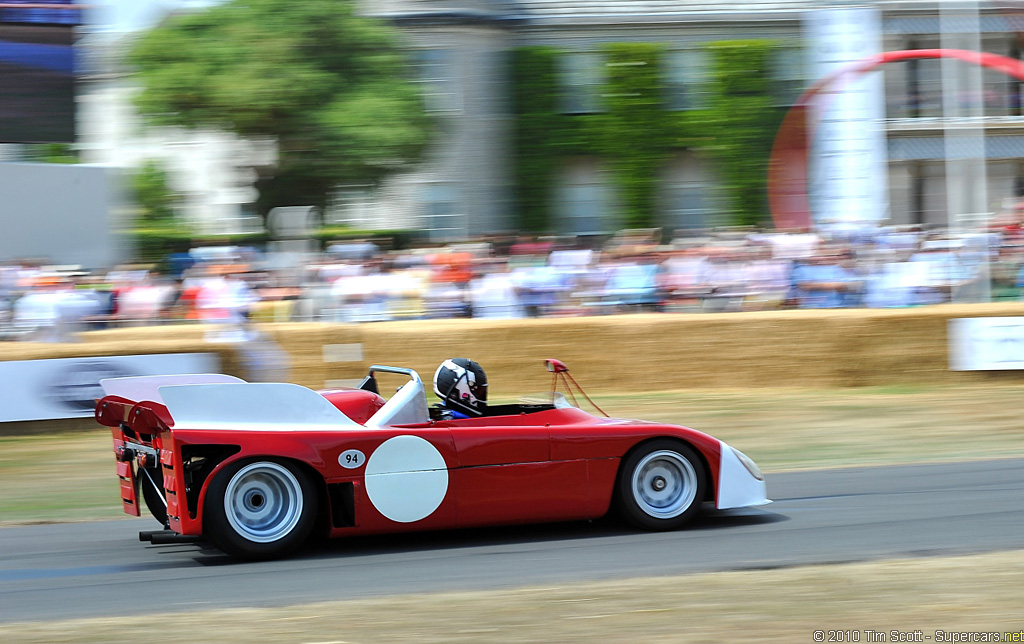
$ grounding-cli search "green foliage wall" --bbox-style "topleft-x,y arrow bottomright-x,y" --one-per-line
511,40 -> 785,233
599,43 -> 675,229
702,41 -> 785,227
510,48 -> 561,234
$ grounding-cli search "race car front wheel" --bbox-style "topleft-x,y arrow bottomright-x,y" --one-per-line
617,440 -> 706,531
204,459 -> 316,560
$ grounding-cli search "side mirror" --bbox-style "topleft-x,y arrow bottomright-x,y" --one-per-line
545,359 -> 569,374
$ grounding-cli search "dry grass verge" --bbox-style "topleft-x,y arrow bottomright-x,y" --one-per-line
1,549 -> 1021,643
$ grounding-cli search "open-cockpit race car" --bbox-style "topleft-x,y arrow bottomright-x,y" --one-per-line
95,359 -> 769,560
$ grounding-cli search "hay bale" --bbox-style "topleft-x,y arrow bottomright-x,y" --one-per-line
6,303 -> 1024,395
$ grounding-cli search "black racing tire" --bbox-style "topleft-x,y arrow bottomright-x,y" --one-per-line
616,439 -> 706,531
136,466 -> 168,527
203,459 -> 316,560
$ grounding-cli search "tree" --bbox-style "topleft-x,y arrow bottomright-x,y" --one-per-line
127,0 -> 431,216
23,143 -> 78,164
131,159 -> 178,225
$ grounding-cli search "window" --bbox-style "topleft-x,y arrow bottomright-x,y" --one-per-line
479,48 -> 507,117
560,52 -> 604,114
412,49 -> 460,113
660,152 -> 718,231
664,184 -> 713,231
561,183 -> 607,234
328,185 -> 374,228
556,160 -> 615,234
772,48 -> 805,107
422,183 -> 462,241
912,56 -> 943,118
664,50 -> 711,111
884,61 -> 912,119
1010,42 -> 1023,117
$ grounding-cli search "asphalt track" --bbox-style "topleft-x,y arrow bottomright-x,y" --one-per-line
1,458 -> 1022,623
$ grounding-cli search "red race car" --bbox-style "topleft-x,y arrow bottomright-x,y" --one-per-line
95,359 -> 769,560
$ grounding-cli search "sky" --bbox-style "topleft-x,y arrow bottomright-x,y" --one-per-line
90,0 -> 224,32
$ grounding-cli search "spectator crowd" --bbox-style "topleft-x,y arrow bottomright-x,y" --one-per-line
3,224 -> 1024,341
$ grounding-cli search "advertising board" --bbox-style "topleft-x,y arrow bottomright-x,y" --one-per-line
0,352 -> 219,422
948,317 -> 1024,371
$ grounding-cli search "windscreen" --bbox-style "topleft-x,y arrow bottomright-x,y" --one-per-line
517,392 -> 575,409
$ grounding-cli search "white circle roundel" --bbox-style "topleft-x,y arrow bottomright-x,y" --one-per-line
364,435 -> 448,523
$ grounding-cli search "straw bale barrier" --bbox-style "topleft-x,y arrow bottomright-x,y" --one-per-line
348,303 -> 1024,394
2,326 -> 244,378
5,303 -> 1024,398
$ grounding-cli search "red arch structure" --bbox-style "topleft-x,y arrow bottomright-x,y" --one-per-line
767,48 -> 1024,231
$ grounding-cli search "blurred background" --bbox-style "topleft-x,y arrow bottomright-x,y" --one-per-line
6,0 -> 1024,338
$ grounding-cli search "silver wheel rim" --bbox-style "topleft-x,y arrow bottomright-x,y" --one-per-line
631,450 -> 698,519
224,462 -> 303,543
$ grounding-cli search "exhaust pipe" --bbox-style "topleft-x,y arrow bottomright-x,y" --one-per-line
139,530 -> 202,545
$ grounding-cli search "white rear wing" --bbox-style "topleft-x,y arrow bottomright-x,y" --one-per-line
100,374 -> 246,405
158,382 -> 360,430
102,367 -> 429,430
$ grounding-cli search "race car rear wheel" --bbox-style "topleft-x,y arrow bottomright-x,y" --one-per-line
617,440 -> 705,531
136,466 -> 167,527
204,459 -> 316,560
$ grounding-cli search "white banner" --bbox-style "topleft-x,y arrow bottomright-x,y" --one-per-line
805,7 -> 889,230
0,353 -> 219,422
948,318 -> 1024,370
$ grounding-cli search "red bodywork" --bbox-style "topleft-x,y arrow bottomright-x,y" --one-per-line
96,386 -> 723,539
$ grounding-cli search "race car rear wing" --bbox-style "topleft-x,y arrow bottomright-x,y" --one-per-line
98,374 -> 362,430
100,374 -> 246,405
158,382 -> 361,430
96,374 -> 249,433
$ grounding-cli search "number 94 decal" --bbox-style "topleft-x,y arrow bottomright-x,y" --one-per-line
338,449 -> 365,469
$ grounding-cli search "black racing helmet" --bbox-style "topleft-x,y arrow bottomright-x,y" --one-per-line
433,358 -> 487,417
